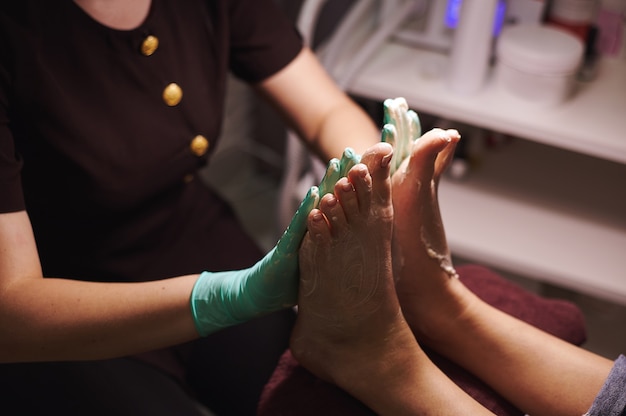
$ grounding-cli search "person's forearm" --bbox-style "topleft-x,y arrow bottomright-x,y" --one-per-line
306,92 -> 379,160
0,274 -> 199,362
255,47 -> 380,162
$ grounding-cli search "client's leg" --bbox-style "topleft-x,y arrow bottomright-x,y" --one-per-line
392,131 -> 613,416
390,128 -> 468,338
291,143 -> 491,416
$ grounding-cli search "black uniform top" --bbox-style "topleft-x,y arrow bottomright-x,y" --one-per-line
0,0 -> 303,282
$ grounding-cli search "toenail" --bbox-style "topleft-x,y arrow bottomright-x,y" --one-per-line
381,152 -> 394,167
438,131 -> 452,142
327,196 -> 338,206
447,129 -> 461,139
354,164 -> 368,177
341,181 -> 354,192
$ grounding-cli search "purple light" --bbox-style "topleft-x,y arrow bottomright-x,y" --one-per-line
445,0 -> 507,35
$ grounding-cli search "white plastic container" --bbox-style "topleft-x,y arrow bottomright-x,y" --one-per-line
447,0 -> 499,95
496,24 -> 584,106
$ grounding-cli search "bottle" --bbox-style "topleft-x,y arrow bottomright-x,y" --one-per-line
595,0 -> 625,56
447,0 -> 499,95
547,0 -> 599,41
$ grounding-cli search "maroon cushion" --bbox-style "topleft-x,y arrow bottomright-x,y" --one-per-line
258,264 -> 587,416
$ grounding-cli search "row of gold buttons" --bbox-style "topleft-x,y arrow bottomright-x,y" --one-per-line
140,35 -> 209,158
141,35 -> 183,107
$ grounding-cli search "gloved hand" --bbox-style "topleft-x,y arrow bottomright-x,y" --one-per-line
380,97 -> 422,174
190,148 -> 361,336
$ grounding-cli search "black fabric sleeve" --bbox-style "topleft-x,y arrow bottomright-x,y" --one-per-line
0,13 -> 25,214
226,0 -> 303,83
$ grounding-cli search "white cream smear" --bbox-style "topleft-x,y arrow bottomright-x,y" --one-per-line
421,226 -> 459,279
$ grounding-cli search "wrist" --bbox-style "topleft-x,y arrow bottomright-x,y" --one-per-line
190,270 -> 251,337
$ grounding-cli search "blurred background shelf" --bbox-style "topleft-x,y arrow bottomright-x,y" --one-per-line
439,139 -> 626,305
347,42 -> 626,164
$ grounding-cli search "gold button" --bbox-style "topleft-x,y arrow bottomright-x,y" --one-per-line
190,135 -> 209,156
163,83 -> 182,106
140,35 -> 159,56
183,174 -> 195,183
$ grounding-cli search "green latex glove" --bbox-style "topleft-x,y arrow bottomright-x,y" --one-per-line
381,97 -> 422,174
190,148 -> 361,336
318,147 -> 361,198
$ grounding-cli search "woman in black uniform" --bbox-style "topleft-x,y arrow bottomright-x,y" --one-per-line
0,0 -> 381,414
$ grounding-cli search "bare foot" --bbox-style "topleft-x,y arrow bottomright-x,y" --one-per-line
391,128 -> 478,345
291,143 -> 415,386
290,143 -> 496,416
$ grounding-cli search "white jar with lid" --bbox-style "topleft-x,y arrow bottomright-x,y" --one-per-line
496,24 -> 584,106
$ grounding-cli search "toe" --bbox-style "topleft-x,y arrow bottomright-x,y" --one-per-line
405,128 -> 459,185
318,193 -> 347,237
346,164 -> 372,218
307,208 -> 331,244
335,176 -> 360,224
360,142 -> 393,208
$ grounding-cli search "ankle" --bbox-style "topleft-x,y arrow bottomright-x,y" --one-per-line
328,325 -> 424,391
290,310 -> 419,387
401,276 -> 481,348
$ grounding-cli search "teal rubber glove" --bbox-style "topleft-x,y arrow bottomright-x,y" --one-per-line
190,148 -> 361,336
381,97 -> 422,174
318,147 -> 361,198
